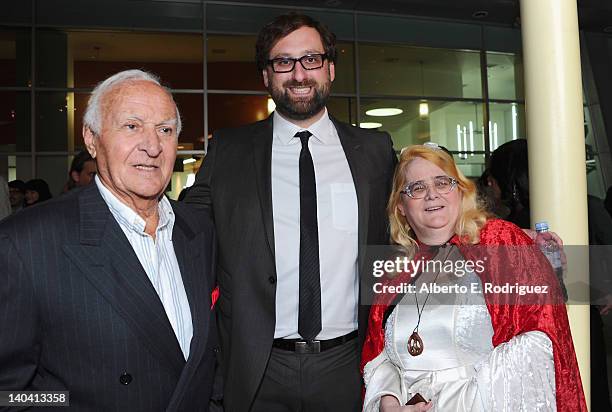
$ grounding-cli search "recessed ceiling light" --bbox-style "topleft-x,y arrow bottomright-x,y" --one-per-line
472,10 -> 488,19
359,122 -> 382,129
365,108 -> 403,117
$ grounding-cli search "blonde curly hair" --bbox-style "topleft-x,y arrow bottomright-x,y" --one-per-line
388,145 -> 489,257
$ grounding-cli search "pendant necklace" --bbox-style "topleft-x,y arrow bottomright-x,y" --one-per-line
407,245 -> 453,357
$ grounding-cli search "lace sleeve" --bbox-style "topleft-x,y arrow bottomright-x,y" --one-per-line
363,351 -> 404,412
475,330 -> 556,411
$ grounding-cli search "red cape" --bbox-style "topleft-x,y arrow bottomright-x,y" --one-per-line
361,219 -> 587,412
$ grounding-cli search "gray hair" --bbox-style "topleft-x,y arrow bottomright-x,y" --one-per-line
83,69 -> 182,136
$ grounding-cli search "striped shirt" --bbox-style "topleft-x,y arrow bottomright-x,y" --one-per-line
95,176 -> 193,359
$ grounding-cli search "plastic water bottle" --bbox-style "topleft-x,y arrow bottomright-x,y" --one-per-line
535,221 -> 567,300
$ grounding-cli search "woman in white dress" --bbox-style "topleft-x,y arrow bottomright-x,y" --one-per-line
361,144 -> 586,412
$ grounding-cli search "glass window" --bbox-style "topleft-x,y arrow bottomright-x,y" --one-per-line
0,91 -> 31,152
207,35 -> 262,91
487,52 -> 524,100
9,155 -> 33,183
327,97 -> 357,126
359,44 -> 482,99
488,102 -> 526,151
35,92 -> 73,151
174,93 -> 204,151
208,94 -> 270,132
360,98 -> 485,174
168,154 -> 204,201
0,29 -> 31,87
36,30 -> 204,88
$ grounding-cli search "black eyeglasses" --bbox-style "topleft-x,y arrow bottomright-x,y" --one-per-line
267,53 -> 327,73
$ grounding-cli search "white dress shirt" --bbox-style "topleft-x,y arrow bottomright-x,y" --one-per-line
271,109 -> 359,339
95,176 -> 193,359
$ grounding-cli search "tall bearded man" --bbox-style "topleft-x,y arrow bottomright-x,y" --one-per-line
186,13 -> 397,412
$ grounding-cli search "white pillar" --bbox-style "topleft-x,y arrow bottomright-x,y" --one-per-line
520,0 -> 590,407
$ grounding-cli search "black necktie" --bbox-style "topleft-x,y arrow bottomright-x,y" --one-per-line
296,130 -> 321,341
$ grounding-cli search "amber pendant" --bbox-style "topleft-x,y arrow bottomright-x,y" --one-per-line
407,331 -> 424,356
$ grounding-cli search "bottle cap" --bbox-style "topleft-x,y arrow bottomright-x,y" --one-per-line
535,221 -> 549,232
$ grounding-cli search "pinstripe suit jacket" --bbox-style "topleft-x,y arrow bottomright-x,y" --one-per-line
0,183 -> 218,411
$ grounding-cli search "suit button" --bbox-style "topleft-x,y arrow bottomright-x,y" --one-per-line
119,372 -> 132,385
268,276 -> 276,284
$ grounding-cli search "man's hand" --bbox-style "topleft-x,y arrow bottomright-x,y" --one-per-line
380,395 -> 432,412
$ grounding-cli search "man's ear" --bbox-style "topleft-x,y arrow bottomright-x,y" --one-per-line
70,170 -> 81,183
83,126 -> 97,159
329,61 -> 335,83
262,69 -> 269,88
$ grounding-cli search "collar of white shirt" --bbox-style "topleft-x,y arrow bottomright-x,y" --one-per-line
94,175 -> 174,236
273,108 -> 336,146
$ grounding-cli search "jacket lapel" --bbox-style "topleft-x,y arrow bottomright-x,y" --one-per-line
332,117 -> 371,264
171,207 -> 209,360
62,185 -> 185,376
251,116 -> 276,258
166,204 -> 212,406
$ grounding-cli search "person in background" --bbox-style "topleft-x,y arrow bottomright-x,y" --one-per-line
476,168 -> 510,219
361,143 -> 586,412
605,185 -> 612,219
24,178 -> 52,207
488,139 -> 529,228
488,138 -> 611,411
63,149 -> 97,192
0,176 -> 10,221
8,179 -> 26,214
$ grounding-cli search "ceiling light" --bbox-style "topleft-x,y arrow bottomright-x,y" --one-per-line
472,10 -> 488,19
419,101 -> 429,120
359,122 -> 382,129
365,108 -> 403,117
183,158 -> 196,165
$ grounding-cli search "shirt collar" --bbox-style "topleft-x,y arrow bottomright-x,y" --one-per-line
273,108 -> 334,145
95,175 -> 174,235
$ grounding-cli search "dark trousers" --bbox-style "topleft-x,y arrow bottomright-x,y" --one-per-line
251,338 -> 362,412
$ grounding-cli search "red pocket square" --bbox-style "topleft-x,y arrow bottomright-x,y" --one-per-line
211,286 -> 219,310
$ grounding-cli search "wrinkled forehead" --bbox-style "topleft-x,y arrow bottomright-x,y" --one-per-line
102,80 -> 176,119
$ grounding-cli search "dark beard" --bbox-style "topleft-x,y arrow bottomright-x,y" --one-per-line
269,80 -> 330,121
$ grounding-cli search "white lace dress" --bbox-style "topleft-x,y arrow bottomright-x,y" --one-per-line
363,247 -> 557,412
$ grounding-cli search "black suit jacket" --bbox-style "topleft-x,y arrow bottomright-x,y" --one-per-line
185,115 -> 397,412
0,184 -> 218,411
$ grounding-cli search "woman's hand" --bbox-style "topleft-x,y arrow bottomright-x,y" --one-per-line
380,395 -> 433,412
